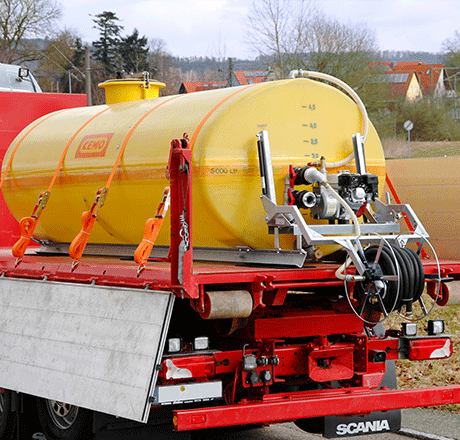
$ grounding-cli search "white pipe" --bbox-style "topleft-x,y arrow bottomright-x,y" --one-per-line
304,166 -> 327,185
288,70 -> 369,168
327,182 -> 361,281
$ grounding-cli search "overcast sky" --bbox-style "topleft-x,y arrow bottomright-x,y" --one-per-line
58,0 -> 460,59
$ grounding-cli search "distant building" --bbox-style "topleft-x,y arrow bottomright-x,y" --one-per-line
381,72 -> 423,101
369,61 -> 446,99
229,71 -> 269,86
392,62 -> 446,97
179,71 -> 271,94
178,81 -> 227,94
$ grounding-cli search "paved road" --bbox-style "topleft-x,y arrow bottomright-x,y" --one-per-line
401,408 -> 460,440
89,409 -> 460,440
92,422 -> 411,440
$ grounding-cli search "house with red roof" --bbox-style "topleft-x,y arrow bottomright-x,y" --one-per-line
178,81 -> 227,94
369,61 -> 446,99
392,62 -> 446,97
179,71 -> 270,93
381,71 -> 423,101
229,71 -> 269,86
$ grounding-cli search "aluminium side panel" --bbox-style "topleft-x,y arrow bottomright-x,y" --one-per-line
0,277 -> 174,422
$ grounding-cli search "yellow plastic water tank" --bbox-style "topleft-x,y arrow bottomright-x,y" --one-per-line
1,78 -> 385,250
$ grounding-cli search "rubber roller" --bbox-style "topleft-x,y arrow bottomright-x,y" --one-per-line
201,290 -> 254,320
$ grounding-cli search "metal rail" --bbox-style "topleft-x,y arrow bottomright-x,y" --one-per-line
174,385 -> 460,431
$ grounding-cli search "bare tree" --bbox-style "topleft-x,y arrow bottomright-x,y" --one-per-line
35,28 -> 83,92
207,31 -> 228,83
246,0 -> 317,77
245,0 -> 379,87
0,0 -> 62,63
148,38 -> 181,95
306,13 -> 379,88
442,30 -> 460,67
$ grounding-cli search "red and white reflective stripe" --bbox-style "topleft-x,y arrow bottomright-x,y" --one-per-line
165,359 -> 193,380
159,354 -> 218,382
430,339 -> 453,359
408,337 -> 452,361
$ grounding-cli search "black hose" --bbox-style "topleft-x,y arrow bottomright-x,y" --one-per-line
403,247 -> 425,303
391,246 -> 415,314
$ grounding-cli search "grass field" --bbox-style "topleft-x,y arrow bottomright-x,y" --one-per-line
382,139 -> 460,159
379,138 -> 460,411
385,303 -> 460,412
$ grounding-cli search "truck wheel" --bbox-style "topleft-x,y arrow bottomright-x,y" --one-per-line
0,389 -> 15,440
36,398 -> 92,440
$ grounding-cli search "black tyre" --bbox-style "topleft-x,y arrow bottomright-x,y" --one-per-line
36,398 -> 93,440
0,389 -> 15,440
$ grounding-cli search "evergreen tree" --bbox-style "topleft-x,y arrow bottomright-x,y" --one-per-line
119,28 -> 149,73
64,37 -> 86,94
72,37 -> 85,69
92,11 -> 123,74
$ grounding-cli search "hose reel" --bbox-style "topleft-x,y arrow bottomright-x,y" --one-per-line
344,235 -> 441,326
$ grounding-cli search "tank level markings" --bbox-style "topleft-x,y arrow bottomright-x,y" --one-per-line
302,105 -> 318,145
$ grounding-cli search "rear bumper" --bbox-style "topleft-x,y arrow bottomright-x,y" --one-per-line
173,385 -> 460,431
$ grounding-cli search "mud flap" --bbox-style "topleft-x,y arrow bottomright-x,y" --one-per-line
323,360 -> 401,438
0,277 -> 174,423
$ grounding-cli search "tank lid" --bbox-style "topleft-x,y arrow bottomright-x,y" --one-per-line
99,72 -> 165,104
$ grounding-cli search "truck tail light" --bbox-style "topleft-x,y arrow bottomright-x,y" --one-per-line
408,337 -> 452,361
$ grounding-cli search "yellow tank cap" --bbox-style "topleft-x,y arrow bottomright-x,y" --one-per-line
99,76 -> 166,104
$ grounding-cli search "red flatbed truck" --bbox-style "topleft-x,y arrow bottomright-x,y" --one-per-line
0,72 -> 459,440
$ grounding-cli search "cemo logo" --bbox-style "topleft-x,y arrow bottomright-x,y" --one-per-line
336,419 -> 390,436
75,133 -> 114,158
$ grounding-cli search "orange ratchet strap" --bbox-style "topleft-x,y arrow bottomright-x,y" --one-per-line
10,106 -> 118,266
69,95 -> 180,270
134,187 -> 171,275
68,187 -> 107,270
